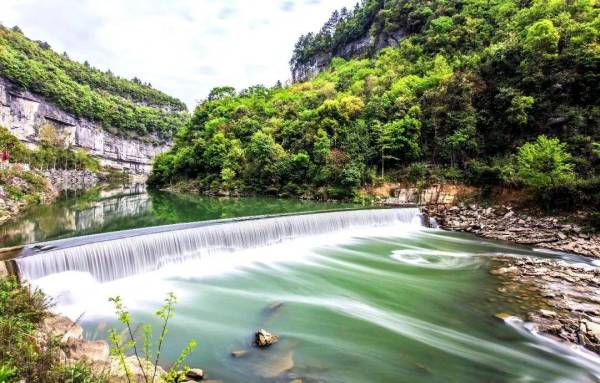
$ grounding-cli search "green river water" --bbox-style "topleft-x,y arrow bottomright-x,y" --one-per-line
2,187 -> 599,382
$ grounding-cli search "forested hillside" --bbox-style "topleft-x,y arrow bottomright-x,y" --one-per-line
150,0 -> 599,207
0,26 -> 187,137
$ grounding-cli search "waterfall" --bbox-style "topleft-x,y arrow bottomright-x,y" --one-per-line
16,208 -> 421,282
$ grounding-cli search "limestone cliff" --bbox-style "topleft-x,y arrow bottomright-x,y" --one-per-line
291,29 -> 406,83
0,77 -> 171,174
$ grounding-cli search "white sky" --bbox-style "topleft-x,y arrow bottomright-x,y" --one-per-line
1,0 -> 356,110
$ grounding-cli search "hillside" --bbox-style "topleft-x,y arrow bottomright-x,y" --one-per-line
150,0 -> 598,209
0,25 -> 187,137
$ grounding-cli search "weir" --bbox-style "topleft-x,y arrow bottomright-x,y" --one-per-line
15,208 -> 421,283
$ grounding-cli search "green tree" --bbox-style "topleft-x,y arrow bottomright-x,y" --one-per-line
517,135 -> 575,189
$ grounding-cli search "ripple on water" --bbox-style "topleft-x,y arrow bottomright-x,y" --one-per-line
390,249 -> 478,269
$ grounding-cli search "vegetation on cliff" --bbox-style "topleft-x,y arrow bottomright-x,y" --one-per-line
150,0 -> 599,209
0,26 -> 188,137
0,126 -> 100,172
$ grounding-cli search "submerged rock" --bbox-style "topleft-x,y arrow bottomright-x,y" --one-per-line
231,349 -> 248,358
255,329 -> 279,347
256,350 -> 294,378
264,301 -> 285,313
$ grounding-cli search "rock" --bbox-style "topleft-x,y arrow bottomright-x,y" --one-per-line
264,301 -> 284,313
255,329 -> 279,347
256,350 -> 294,378
490,255 -> 600,355
231,349 -> 248,358
108,355 -> 165,383
557,232 -> 567,240
493,312 -> 513,322
39,315 -> 83,342
539,309 -> 557,318
503,211 -> 514,219
65,338 -> 110,370
582,320 -> 600,340
186,368 -> 204,380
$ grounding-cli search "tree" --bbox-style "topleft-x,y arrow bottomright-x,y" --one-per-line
38,123 -> 62,148
313,129 -> 331,164
208,86 -> 236,101
517,135 -> 575,189
523,19 -> 560,57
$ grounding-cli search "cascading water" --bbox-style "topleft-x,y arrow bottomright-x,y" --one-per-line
16,208 -> 421,282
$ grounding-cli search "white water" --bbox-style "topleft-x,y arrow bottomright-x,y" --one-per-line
17,208 -> 421,282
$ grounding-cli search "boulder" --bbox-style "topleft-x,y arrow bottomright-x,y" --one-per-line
108,355 -> 165,383
39,315 -> 83,342
185,368 -> 204,381
255,329 -> 279,348
65,338 -> 110,370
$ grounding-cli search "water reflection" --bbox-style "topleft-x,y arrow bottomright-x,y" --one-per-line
0,186 -> 355,247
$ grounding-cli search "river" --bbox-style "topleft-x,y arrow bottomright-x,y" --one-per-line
1,186 -> 599,382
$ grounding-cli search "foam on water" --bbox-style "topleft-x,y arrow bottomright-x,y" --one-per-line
390,249 -> 477,269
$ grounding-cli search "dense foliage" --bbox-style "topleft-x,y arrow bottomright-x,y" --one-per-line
151,0 -> 599,205
0,26 -> 188,137
0,276 -> 106,383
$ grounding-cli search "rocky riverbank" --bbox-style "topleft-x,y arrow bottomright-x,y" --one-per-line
0,166 -> 58,225
38,314 -> 214,383
489,256 -> 600,355
428,204 -> 600,258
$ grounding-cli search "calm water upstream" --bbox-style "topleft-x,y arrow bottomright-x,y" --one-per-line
0,185 -> 355,247
3,187 -> 600,382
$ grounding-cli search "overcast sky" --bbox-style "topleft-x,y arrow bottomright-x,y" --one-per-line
1,0 -> 356,110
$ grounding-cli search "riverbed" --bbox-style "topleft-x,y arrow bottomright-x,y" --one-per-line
2,188 -> 599,382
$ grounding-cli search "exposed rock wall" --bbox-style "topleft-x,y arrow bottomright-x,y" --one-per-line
292,29 -> 406,82
0,77 -> 171,174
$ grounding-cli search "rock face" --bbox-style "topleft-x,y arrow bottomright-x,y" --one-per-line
489,256 -> 600,355
43,169 -> 100,192
0,76 -> 171,174
382,184 -> 471,206
291,29 -> 406,82
431,204 -> 600,258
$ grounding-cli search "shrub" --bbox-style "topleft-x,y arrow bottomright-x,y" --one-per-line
108,293 -> 197,383
517,135 -> 575,190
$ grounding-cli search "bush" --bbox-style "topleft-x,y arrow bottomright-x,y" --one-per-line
517,135 -> 575,190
